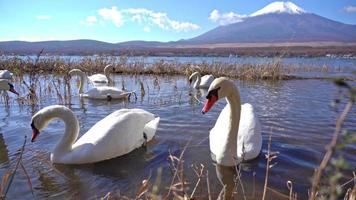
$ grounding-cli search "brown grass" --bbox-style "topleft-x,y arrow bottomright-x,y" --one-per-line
0,55 -> 346,81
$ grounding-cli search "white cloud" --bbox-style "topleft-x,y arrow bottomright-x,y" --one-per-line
82,7 -> 199,32
208,9 -> 246,25
123,8 -> 200,32
344,6 -> 356,13
36,15 -> 52,20
98,6 -> 123,27
143,26 -> 151,32
80,16 -> 97,26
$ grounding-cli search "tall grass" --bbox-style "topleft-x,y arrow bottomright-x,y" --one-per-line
0,55 -> 345,81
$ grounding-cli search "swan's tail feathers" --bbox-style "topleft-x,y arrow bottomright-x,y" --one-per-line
143,117 -> 160,141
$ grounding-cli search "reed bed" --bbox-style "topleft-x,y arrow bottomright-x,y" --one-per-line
0,55 -> 348,81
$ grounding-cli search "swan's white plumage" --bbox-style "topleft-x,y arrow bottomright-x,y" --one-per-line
88,74 -> 108,84
32,105 -> 160,164
206,78 -> 262,166
189,72 -> 214,89
69,69 -> 130,100
0,70 -> 13,80
88,64 -> 114,85
210,103 -> 262,166
200,75 -> 214,88
81,86 -> 131,99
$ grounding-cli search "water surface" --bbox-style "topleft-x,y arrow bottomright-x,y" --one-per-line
0,74 -> 355,199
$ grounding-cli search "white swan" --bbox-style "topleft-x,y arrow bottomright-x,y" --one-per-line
88,64 -> 115,85
0,70 -> 13,80
189,72 -> 214,89
69,69 -> 131,100
30,105 -> 160,164
202,77 -> 262,166
0,79 -> 19,95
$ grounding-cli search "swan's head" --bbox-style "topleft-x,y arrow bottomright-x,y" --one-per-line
188,72 -> 200,84
30,108 -> 49,142
0,80 -> 19,95
30,105 -> 69,142
202,77 -> 234,114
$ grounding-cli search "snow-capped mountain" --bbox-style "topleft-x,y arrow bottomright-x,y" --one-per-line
185,1 -> 356,44
250,1 -> 306,17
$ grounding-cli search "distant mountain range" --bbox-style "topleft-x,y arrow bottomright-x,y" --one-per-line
1,1 -> 356,55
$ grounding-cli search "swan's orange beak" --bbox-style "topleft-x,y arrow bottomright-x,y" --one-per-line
31,122 -> 40,142
202,95 -> 218,114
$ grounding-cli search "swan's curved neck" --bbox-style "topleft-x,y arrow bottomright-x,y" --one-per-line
193,73 -> 201,88
42,107 -> 80,155
104,66 -> 112,83
77,72 -> 85,94
225,85 -> 241,157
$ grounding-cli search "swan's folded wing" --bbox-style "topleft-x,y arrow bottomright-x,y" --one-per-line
71,109 -> 156,163
88,74 -> 108,83
200,75 -> 214,88
85,86 -> 129,99
237,104 -> 262,160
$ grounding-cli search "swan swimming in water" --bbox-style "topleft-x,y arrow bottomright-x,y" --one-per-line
189,71 -> 214,89
202,77 -> 262,166
202,77 -> 262,199
69,69 -> 132,100
30,105 -> 160,164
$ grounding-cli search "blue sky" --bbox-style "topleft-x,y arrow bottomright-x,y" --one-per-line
0,0 -> 355,43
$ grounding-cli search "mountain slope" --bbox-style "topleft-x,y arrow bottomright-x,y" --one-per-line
184,1 -> 356,44
185,13 -> 356,44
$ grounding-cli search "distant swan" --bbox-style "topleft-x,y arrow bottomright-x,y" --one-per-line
189,72 -> 214,89
0,70 -> 13,80
88,64 -> 115,85
31,105 -> 160,164
202,77 -> 262,166
69,69 -> 131,100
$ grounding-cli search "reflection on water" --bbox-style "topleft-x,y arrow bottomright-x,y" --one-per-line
0,74 -> 355,199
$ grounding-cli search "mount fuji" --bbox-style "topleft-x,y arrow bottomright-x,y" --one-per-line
184,1 -> 356,44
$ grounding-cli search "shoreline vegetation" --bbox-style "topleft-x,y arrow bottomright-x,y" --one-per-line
1,42 -> 356,57
0,55 -> 354,81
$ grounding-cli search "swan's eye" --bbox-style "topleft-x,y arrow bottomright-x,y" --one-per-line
206,87 -> 220,99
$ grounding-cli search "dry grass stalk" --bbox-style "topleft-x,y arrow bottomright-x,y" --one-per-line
309,100 -> 353,200
262,130 -> 279,200
0,136 -> 27,199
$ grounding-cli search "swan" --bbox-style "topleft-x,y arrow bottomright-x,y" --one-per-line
0,79 -> 19,95
30,105 -> 160,164
189,72 -> 214,89
88,64 -> 115,85
0,70 -> 13,80
69,69 -> 131,100
202,77 -> 262,166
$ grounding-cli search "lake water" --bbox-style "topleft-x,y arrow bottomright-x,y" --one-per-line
0,74 -> 355,199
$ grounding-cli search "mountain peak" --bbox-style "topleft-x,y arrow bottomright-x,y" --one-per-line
250,1 -> 307,17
